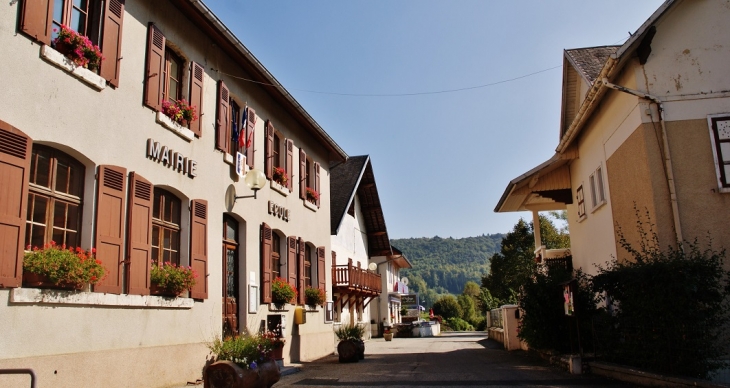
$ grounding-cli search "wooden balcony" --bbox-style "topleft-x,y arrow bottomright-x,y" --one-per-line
332,258 -> 382,297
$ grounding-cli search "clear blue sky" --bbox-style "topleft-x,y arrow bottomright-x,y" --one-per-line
202,0 -> 665,239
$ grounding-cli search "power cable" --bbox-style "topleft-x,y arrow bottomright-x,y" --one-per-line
212,64 -> 563,97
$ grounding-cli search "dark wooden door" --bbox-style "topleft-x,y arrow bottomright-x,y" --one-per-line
222,242 -> 238,336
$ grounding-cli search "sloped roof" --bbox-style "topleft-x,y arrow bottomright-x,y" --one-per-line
565,46 -> 619,85
329,156 -> 394,257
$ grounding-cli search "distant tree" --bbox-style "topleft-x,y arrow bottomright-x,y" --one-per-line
432,295 -> 462,320
457,294 -> 476,322
462,281 -> 481,298
481,219 -> 534,301
481,215 -> 568,302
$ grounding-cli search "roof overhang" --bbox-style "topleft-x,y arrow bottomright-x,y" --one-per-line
171,0 -> 347,162
495,153 -> 573,213
556,0 -> 678,154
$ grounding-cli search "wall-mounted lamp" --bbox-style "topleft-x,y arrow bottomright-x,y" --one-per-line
224,169 -> 267,211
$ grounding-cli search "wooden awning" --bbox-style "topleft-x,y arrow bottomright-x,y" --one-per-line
495,153 -> 574,213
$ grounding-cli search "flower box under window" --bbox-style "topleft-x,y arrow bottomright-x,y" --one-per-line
40,45 -> 106,91
156,111 -> 195,141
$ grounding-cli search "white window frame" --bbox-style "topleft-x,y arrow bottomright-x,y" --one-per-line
576,184 -> 586,222
707,114 -> 730,193
589,164 -> 607,212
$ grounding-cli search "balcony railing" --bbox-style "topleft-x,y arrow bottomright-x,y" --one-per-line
332,258 -> 382,295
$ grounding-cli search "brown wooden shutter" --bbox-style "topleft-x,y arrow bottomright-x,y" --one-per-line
285,139 -> 294,192
144,24 -> 165,111
189,62 -> 204,137
264,121 -> 274,179
314,162 -> 321,208
317,246 -> 326,293
99,0 -> 125,87
0,122 -> 31,288
297,237 -> 305,305
245,107 -> 255,169
95,165 -> 127,294
20,0 -> 52,45
261,223 -> 272,304
126,172 -> 152,295
190,199 -> 208,299
299,149 -> 306,199
287,236 -> 297,293
216,81 -> 230,152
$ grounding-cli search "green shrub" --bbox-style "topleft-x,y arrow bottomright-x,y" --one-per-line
445,317 -> 474,331
591,223 -> 730,379
432,295 -> 462,320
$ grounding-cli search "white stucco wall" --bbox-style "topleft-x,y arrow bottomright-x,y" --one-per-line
0,0 -> 338,385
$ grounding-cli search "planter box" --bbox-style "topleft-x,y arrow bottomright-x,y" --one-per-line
204,360 -> 280,388
303,199 -> 317,212
270,180 -> 289,196
40,45 -> 106,91
156,111 -> 195,141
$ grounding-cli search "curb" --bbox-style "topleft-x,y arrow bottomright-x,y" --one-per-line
588,362 -> 729,388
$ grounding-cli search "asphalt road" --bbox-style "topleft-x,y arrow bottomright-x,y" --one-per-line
275,332 -> 626,388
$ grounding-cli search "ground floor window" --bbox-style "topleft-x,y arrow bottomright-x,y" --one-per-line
152,188 -> 181,265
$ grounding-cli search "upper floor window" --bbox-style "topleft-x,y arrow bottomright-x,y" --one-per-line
25,145 -> 85,249
164,49 -> 183,104
20,0 -> 125,87
145,24 -> 204,137
708,114 -> 730,189
589,165 -> 606,211
152,188 -> 181,266
299,149 -> 321,208
265,121 -> 293,192
576,185 -> 586,221
52,0 -> 94,39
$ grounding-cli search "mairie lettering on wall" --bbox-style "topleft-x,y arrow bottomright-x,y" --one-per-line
268,201 -> 290,222
147,138 -> 197,178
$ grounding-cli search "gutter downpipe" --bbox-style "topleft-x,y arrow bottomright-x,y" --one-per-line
601,78 -> 684,247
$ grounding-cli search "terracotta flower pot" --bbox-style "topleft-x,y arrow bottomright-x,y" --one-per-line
149,284 -> 181,297
384,333 -> 393,341
22,272 -> 81,290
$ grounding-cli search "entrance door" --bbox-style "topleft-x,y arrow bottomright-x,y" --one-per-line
222,216 -> 239,336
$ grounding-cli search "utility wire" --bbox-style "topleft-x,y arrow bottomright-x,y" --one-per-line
212,64 -> 563,97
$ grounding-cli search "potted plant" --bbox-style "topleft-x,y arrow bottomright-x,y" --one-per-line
305,187 -> 319,204
161,99 -> 198,126
150,261 -> 197,297
52,25 -> 104,70
272,167 -> 288,187
383,326 -> 393,341
271,277 -> 296,309
334,324 -> 365,363
304,287 -> 325,310
206,333 -> 281,388
23,242 -> 106,290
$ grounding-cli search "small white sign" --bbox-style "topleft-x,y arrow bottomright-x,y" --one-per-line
235,152 -> 246,177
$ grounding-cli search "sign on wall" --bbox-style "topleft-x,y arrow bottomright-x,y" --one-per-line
146,138 -> 197,178
236,152 -> 246,177
401,294 -> 418,306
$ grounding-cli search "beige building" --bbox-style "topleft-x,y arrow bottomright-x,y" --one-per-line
0,1 -> 348,387
496,0 -> 730,273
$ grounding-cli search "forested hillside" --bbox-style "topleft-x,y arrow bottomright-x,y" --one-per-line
391,234 -> 503,307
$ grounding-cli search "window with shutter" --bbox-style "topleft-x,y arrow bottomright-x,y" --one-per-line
314,162 -> 321,208
25,145 -> 85,249
576,185 -> 586,221
216,81 -> 230,152
20,0 -> 125,86
94,165 -> 127,294
126,172 -> 152,295
299,149 -> 306,199
0,122 -> 32,288
260,223 -> 272,304
189,62 -> 204,137
190,199 -> 208,299
286,139 -> 294,192
151,188 -> 181,266
144,24 -> 165,111
245,107 -> 256,169
317,246 -> 326,293
287,236 -> 297,292
297,237 -> 305,305
264,121 -> 274,179
229,100 -> 241,156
